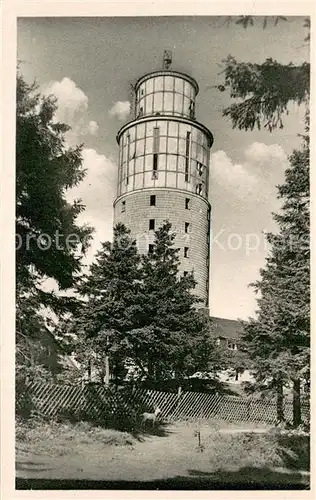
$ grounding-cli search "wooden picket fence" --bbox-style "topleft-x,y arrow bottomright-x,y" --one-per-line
16,381 -> 310,426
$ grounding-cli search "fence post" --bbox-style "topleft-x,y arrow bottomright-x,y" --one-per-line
176,386 -> 182,411
177,385 -> 182,404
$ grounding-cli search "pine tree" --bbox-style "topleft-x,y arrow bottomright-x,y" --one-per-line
216,21 -> 310,425
128,221 -> 215,384
16,72 -> 92,290
74,223 -> 143,383
241,118 -> 310,425
73,221 -> 217,386
16,72 -> 93,381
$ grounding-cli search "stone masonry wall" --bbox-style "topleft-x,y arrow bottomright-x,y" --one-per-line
114,188 -> 211,307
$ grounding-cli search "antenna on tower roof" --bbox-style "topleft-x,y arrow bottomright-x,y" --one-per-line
163,50 -> 172,70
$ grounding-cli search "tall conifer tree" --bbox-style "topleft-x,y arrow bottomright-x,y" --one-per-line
74,221 -> 216,386
74,223 -> 143,382
16,72 -> 93,381
128,221 -> 215,384
241,117 -> 310,425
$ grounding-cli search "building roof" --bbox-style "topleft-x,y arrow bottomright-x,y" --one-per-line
210,316 -> 244,340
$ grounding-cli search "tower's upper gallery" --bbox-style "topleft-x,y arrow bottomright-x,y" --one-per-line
134,70 -> 199,120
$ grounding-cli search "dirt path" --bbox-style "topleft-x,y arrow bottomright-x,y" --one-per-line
17,423 -> 201,481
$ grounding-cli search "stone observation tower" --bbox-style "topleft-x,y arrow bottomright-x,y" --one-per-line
113,51 -> 214,309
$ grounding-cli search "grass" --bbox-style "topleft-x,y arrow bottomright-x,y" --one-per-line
170,420 -> 309,472
16,417 -> 135,457
203,431 -> 305,471
16,417 -> 310,488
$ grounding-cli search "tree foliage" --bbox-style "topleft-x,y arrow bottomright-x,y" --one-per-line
72,223 -> 143,383
223,15 -> 288,30
224,15 -> 310,42
72,222 -> 217,386
16,72 -> 93,380
216,16 -> 310,132
217,57 -> 310,132
240,119 -> 310,424
217,17 -> 310,424
131,221 -> 214,382
16,73 -> 92,289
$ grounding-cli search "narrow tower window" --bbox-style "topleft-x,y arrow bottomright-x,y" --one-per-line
185,131 -> 191,182
197,162 -> 203,176
150,195 -> 156,206
121,200 -> 126,212
125,134 -> 130,185
183,271 -> 188,277
185,198 -> 191,210
184,247 -> 189,258
152,127 -> 160,179
185,222 -> 189,233
149,219 -> 155,230
153,127 -> 160,151
148,244 -> 154,254
196,183 -> 203,195
189,100 -> 195,119
153,155 -> 158,177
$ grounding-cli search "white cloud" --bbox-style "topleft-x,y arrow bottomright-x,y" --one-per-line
211,142 -> 288,200
209,143 -> 289,321
42,77 -> 99,144
210,141 -> 288,236
210,150 -> 257,196
244,142 -> 288,163
87,120 -> 99,136
108,101 -> 131,121
66,148 -> 117,264
42,77 -> 88,122
41,77 -> 116,263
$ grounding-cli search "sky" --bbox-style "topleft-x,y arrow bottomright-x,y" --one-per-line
17,16 -> 309,320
